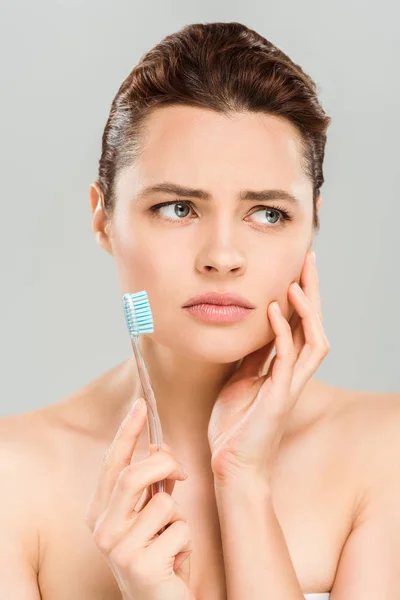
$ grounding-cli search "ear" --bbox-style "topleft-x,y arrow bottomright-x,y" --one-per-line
89,182 -> 113,255
315,193 -> 322,214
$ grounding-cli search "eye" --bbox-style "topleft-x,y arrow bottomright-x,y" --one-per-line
249,206 -> 292,226
149,200 -> 293,227
149,201 -> 194,221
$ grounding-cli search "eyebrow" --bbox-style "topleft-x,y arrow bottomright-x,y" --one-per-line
136,182 -> 301,205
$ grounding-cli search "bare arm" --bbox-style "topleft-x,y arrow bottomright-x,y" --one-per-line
214,395 -> 400,599
0,417 -> 43,599
214,474 -> 304,600
327,397 -> 400,598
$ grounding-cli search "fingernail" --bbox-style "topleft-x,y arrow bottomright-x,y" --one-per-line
130,398 -> 143,415
293,282 -> 304,295
272,301 -> 281,314
311,251 -> 316,265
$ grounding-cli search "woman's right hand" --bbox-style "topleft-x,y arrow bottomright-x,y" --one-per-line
85,397 -> 195,600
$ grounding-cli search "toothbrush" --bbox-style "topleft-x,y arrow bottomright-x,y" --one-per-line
122,291 -> 167,510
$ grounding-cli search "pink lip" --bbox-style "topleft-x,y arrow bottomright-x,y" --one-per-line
183,304 -> 254,323
182,291 -> 255,309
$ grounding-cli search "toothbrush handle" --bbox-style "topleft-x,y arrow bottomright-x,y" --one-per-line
151,476 -> 167,534
131,337 -> 167,503
131,337 -> 162,447
149,443 -> 166,503
151,479 -> 166,495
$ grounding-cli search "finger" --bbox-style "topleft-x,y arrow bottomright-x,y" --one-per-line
85,398 -> 148,529
148,519 -> 192,572
102,451 -> 188,540
148,442 -> 182,498
129,492 -> 188,550
133,485 -> 152,513
106,493 -> 188,565
288,281 -> 330,395
264,301 -> 296,407
260,252 -> 315,375
288,309 -> 304,358
233,338 -> 275,381
132,442 -> 175,514
301,250 -> 322,321
287,250 -> 320,359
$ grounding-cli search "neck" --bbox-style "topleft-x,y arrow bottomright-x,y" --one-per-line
126,337 -> 241,455
113,338 -> 328,465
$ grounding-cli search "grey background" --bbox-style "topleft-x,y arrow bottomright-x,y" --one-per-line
1,0 -> 399,417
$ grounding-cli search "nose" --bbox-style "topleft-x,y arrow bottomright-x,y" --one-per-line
200,255 -> 245,275
195,230 -> 246,276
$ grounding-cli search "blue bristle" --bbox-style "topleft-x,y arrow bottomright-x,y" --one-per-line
122,291 -> 154,337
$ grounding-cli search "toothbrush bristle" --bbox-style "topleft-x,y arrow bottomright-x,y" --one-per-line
122,291 -> 154,337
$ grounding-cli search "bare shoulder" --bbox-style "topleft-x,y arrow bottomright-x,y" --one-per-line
0,407 -> 54,483
353,387 -> 400,476
329,384 -> 400,503
315,386 -> 400,593
0,402 -> 69,471
0,359 -> 140,598
0,373 -> 112,575
0,404 -> 64,494
0,407 -> 58,579
0,356 -> 135,481
332,384 -> 400,444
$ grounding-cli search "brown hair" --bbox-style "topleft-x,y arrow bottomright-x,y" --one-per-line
97,21 -> 331,231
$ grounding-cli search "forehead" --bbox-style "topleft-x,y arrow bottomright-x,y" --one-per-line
119,105 -> 311,199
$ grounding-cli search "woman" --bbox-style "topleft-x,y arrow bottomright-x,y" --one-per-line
1,21 -> 399,600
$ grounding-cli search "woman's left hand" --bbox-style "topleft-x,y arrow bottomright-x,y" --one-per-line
207,250 -> 330,485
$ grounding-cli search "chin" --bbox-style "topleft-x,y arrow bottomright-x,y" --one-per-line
153,320 -> 274,364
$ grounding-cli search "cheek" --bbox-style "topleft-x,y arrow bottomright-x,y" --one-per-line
113,239 -> 159,292
254,246 -> 306,315
112,230 -> 184,296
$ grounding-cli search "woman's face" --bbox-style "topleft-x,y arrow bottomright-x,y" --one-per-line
95,106 -> 317,364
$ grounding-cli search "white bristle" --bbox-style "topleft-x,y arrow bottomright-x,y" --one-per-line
122,291 -> 154,337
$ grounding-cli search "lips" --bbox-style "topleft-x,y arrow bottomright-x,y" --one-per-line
182,291 -> 255,309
